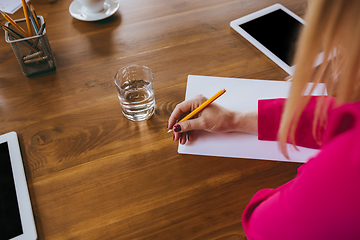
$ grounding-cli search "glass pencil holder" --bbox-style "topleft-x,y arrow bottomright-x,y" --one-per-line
5,16 -> 56,77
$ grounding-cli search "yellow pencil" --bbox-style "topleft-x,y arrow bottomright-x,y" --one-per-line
28,3 -> 40,29
21,0 -> 32,36
0,10 -> 29,37
167,88 -> 226,133
1,26 -> 38,52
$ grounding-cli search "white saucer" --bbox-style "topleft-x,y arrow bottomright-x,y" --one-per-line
69,0 -> 120,21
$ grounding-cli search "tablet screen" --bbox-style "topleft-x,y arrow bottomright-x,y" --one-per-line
239,9 -> 303,66
0,142 -> 23,240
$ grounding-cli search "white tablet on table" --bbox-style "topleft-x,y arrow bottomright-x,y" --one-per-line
0,132 -> 37,240
230,4 -> 316,75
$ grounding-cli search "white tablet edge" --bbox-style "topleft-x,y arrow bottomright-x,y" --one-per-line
0,132 -> 37,240
230,4 -> 308,75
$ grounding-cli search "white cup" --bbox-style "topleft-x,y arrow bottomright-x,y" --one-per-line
77,0 -> 105,13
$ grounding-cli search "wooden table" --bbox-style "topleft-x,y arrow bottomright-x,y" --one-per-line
0,0 -> 307,239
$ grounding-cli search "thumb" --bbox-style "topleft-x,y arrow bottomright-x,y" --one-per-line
174,118 -> 205,133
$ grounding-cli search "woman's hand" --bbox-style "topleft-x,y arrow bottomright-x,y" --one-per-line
167,94 -> 258,145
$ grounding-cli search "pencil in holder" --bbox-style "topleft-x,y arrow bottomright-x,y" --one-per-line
5,16 -> 56,77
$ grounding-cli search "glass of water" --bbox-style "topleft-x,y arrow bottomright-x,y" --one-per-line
114,65 -> 155,121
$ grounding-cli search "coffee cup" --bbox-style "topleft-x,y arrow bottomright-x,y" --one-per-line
77,0 -> 105,13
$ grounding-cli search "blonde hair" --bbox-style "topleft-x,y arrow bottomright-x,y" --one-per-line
278,0 -> 360,158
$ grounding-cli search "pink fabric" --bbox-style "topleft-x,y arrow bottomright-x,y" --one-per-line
258,97 -> 335,149
242,97 -> 360,240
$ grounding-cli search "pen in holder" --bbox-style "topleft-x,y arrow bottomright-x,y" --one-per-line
5,16 -> 56,76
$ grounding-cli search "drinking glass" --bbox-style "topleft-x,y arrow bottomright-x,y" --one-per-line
114,65 -> 155,121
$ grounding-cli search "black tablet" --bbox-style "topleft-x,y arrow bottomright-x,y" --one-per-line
0,132 -> 37,240
230,4 -> 321,75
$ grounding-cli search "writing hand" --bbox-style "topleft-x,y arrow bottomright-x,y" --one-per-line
167,94 -> 258,145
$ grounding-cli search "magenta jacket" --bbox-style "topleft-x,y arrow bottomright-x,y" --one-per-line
242,97 -> 360,240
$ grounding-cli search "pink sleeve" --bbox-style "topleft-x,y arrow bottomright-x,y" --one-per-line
243,102 -> 360,240
258,96 -> 336,149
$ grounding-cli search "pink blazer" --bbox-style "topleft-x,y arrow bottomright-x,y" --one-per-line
242,97 -> 360,240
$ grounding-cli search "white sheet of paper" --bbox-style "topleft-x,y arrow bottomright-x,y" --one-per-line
178,75 -> 327,163
0,0 -> 30,14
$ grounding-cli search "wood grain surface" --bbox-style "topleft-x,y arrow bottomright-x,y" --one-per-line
0,0 -> 307,239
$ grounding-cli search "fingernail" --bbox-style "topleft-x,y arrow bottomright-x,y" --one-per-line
166,123 -> 169,129
173,134 -> 175,141
174,124 -> 181,132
